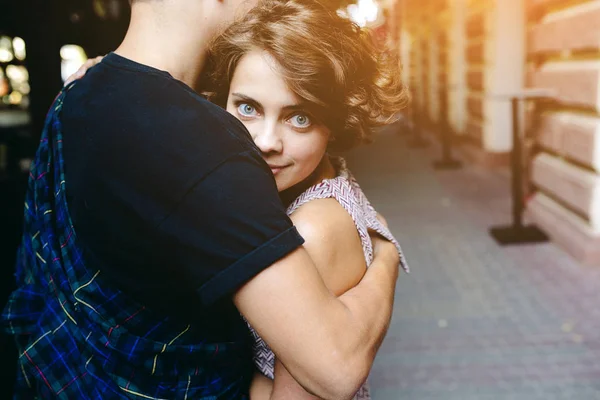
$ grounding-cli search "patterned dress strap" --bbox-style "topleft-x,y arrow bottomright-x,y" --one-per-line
287,157 -> 409,272
286,158 -> 373,264
347,173 -> 410,273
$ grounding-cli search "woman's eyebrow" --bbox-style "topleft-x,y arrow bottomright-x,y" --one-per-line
231,92 -> 261,105
281,104 -> 308,112
231,92 -> 308,112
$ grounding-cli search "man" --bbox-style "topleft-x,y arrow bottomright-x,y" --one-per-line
3,0 -> 401,398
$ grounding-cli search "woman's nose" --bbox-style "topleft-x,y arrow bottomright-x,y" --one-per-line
252,122 -> 283,154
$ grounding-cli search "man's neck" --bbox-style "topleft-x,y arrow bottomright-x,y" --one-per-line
114,5 -> 211,88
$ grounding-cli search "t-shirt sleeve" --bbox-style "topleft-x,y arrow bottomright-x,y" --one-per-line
157,150 -> 304,307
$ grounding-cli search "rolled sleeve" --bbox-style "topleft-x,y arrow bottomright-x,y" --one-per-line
158,151 -> 304,307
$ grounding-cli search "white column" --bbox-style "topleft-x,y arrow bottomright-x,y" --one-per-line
448,0 -> 467,134
484,0 -> 525,152
412,36 -> 425,111
399,0 -> 412,103
428,30 -> 440,122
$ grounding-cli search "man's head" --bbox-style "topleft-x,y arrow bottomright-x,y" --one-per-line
118,0 -> 258,85
128,0 -> 257,41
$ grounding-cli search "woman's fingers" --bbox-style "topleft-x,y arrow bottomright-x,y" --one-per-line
64,56 -> 105,86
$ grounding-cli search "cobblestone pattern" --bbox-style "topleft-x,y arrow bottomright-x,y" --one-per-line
344,126 -> 600,400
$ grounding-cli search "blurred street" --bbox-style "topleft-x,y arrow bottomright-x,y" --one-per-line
346,126 -> 600,400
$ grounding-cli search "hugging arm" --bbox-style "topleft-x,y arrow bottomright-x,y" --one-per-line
235,199 -> 399,400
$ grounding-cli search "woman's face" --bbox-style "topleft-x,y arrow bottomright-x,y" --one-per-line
226,50 -> 330,192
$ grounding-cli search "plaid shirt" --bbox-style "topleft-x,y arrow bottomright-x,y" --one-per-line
2,86 -> 252,399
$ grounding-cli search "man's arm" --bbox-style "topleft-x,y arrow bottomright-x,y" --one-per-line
163,152 -> 398,399
235,229 -> 398,400
262,198 -> 381,400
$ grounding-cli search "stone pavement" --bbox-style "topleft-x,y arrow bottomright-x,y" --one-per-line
344,127 -> 600,400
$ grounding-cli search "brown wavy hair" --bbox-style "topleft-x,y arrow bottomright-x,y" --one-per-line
203,0 -> 409,150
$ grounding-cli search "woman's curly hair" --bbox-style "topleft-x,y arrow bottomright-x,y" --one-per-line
203,0 -> 409,150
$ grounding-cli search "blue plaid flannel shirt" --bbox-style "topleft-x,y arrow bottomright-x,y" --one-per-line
2,86 -> 252,399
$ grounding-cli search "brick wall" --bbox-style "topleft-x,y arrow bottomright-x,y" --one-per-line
394,0 -> 600,264
525,0 -> 600,265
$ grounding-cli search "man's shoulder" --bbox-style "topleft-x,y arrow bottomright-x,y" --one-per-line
58,66 -> 265,211
61,66 -> 256,164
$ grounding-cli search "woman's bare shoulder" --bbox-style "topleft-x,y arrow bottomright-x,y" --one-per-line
291,198 -> 355,244
290,197 -> 366,295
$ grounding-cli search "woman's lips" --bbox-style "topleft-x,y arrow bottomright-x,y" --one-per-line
268,164 -> 288,175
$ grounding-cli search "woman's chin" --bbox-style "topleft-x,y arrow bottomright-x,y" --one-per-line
276,181 -> 292,193
276,177 -> 305,195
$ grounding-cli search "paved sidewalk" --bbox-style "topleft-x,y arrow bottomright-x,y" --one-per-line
345,127 -> 600,400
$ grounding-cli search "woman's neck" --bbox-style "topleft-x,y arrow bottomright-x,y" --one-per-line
280,156 -> 337,207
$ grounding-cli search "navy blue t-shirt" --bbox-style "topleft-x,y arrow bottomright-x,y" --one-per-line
61,53 -> 304,333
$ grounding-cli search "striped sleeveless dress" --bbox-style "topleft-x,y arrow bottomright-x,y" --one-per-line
249,157 -> 409,400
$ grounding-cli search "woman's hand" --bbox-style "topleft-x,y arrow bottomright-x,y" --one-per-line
64,56 -> 104,86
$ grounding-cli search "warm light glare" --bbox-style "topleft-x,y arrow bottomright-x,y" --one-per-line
0,49 -> 13,63
60,45 -> 88,82
0,36 -> 14,63
13,37 -> 26,61
20,82 -> 30,95
60,44 -> 87,61
4,65 -> 30,107
6,65 -> 28,82
359,0 -> 379,23
9,91 -> 22,105
346,0 -> 380,27
337,8 -> 349,19
0,79 -> 8,98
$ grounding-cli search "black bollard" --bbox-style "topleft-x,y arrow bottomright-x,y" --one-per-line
433,86 -> 462,170
489,93 -> 550,245
407,103 -> 430,148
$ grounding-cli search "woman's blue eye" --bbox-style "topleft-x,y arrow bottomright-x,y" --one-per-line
290,114 -> 311,128
238,103 -> 257,116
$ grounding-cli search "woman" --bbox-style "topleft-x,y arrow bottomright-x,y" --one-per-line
204,1 -> 410,398
69,0 -> 410,398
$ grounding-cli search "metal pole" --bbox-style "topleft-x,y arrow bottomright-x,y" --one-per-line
407,99 -> 429,148
489,93 -> 549,245
433,85 -> 462,169
511,97 -> 524,229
